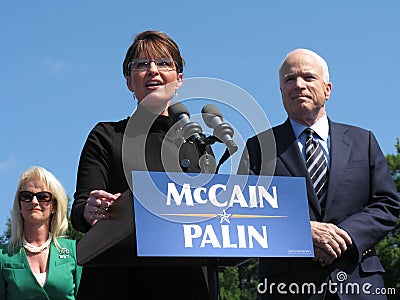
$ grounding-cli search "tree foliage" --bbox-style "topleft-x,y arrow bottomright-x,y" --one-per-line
385,138 -> 400,191
219,259 -> 259,300
376,138 -> 400,291
218,266 -> 241,300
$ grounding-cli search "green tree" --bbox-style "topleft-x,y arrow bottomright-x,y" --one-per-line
219,266 -> 241,300
66,215 -> 84,240
237,258 -> 259,299
385,138 -> 400,191
219,259 -> 259,300
376,138 -> 400,293
0,218 -> 11,245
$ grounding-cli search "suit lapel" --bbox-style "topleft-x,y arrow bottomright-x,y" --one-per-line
16,249 -> 49,298
324,121 -> 352,214
46,243 -> 57,286
275,121 -> 306,177
46,241 -> 66,292
275,120 -> 322,217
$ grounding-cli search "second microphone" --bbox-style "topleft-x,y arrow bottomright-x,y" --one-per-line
168,102 -> 206,149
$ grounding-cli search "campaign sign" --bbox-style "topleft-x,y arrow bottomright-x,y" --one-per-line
132,171 -> 313,257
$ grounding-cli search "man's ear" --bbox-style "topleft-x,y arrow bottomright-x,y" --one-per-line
324,82 -> 332,100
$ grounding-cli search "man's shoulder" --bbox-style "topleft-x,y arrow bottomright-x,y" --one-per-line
247,121 -> 289,142
329,120 -> 371,135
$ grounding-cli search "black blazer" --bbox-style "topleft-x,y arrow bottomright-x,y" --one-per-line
238,118 -> 400,299
71,106 -> 213,300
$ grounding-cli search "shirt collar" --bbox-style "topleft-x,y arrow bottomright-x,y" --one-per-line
290,114 -> 329,141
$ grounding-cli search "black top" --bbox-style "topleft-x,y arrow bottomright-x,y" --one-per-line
71,105 -> 212,300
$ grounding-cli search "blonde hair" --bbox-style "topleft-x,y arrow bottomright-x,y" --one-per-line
8,166 -> 69,252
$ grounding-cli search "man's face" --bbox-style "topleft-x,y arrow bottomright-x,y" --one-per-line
279,51 -> 332,125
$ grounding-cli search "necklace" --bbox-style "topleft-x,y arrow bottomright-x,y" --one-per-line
23,233 -> 52,253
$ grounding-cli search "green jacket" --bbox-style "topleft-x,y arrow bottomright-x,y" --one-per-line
0,238 -> 82,300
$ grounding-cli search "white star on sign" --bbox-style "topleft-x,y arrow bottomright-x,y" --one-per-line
217,209 -> 232,224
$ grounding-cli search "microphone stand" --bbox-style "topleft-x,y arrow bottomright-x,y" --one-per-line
199,136 -> 224,300
190,135 -> 219,300
198,141 -> 217,175
177,133 -> 235,300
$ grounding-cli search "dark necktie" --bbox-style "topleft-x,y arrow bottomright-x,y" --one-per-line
305,128 -> 328,208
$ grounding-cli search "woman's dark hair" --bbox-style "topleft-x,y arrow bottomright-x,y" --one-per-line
123,30 -> 185,77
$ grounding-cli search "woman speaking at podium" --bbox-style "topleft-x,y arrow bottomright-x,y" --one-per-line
71,30 -> 211,299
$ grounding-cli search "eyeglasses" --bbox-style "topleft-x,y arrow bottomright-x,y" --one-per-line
19,191 -> 53,202
127,58 -> 176,73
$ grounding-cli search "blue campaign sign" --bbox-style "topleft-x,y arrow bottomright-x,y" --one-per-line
132,171 -> 313,257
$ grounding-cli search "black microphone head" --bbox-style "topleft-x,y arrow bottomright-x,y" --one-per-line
201,104 -> 223,128
168,102 -> 190,122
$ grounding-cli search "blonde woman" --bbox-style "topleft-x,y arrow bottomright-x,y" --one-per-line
0,166 -> 81,299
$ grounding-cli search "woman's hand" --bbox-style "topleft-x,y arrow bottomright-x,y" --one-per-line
83,190 -> 121,226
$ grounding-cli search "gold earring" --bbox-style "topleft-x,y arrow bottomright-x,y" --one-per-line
175,91 -> 179,98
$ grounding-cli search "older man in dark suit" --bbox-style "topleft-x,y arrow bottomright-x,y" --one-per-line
238,48 -> 400,299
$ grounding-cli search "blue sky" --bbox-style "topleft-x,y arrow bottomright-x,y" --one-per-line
1,0 -> 399,234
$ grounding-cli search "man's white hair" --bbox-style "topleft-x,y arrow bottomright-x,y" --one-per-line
279,48 -> 330,82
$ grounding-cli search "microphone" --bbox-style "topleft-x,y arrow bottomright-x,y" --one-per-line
168,102 -> 206,149
201,104 -> 238,154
